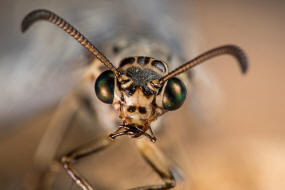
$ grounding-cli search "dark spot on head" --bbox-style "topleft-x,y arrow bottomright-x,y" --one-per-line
138,107 -> 147,114
144,57 -> 150,65
120,57 -> 135,67
142,86 -> 154,97
137,57 -> 151,66
137,56 -> 145,65
128,106 -> 136,113
151,60 -> 166,73
125,84 -> 136,96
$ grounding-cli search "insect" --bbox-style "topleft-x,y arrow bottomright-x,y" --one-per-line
22,9 -> 248,190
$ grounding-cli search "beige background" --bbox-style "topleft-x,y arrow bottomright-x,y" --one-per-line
0,0 -> 284,190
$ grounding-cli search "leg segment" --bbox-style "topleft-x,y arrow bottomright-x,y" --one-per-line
130,137 -> 176,190
61,136 -> 114,190
24,93 -> 81,190
25,59 -> 108,190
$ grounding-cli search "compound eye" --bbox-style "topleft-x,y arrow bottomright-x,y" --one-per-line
95,70 -> 115,104
162,77 -> 187,111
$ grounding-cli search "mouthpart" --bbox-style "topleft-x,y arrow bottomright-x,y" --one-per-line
109,124 -> 156,142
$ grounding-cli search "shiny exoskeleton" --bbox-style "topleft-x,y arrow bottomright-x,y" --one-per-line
21,9 -> 248,190
97,56 -> 187,141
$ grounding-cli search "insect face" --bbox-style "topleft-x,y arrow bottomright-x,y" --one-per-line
95,56 -> 185,137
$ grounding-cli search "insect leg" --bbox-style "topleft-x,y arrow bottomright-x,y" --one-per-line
130,137 -> 176,190
24,93 -> 82,190
61,136 -> 114,190
26,62 -> 103,189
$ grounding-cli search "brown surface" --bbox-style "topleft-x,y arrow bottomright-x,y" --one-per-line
1,0 -> 285,190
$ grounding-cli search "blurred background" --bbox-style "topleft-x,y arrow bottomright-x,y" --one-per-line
0,0 -> 285,190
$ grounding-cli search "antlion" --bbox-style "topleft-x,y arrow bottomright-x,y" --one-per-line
22,9 -> 248,190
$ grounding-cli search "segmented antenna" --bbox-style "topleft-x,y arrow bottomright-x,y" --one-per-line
21,9 -> 120,77
159,45 -> 248,84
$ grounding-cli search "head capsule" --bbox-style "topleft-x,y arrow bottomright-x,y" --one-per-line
111,56 -> 187,128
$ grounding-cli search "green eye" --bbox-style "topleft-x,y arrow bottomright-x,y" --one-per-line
163,77 -> 187,111
95,70 -> 115,104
